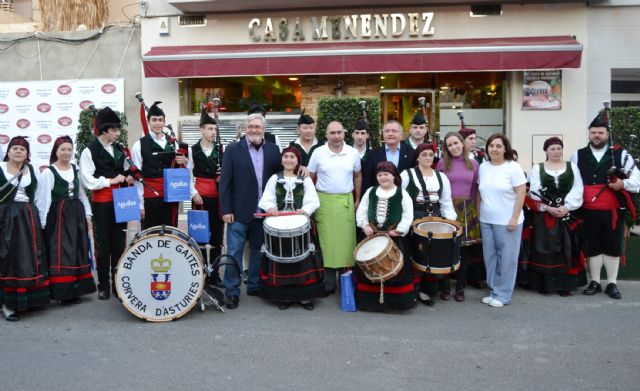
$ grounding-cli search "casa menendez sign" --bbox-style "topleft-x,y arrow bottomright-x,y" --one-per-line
249,12 -> 435,42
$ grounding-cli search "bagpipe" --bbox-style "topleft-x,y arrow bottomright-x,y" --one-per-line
418,96 -> 434,144
530,186 -> 579,225
135,92 -> 188,168
359,100 -> 372,150
589,101 -> 637,221
456,110 -> 486,160
203,96 -> 224,176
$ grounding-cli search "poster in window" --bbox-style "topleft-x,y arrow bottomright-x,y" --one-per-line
522,70 -> 562,110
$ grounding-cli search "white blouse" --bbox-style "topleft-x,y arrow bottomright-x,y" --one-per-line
259,174 -> 320,216
528,162 -> 583,211
35,165 -> 93,228
400,169 -> 457,220
356,186 -> 414,236
0,162 -> 37,203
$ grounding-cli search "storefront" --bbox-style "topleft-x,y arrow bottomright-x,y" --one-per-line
140,2 -> 588,168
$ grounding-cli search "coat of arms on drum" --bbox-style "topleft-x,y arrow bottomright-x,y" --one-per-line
150,255 -> 172,300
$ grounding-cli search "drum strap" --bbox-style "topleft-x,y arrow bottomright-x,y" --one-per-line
414,168 -> 442,216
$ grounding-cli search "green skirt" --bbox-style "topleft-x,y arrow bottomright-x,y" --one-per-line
314,192 -> 356,268
453,197 -> 481,246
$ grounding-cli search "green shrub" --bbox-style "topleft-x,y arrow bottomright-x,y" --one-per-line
317,97 -> 381,147
611,106 -> 640,224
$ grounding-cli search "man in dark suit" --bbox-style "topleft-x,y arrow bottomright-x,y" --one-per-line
219,113 -> 281,309
361,120 -> 415,194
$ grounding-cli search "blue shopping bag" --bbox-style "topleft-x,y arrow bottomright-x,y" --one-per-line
112,186 -> 141,223
188,209 -> 210,244
340,270 -> 357,312
163,168 -> 191,202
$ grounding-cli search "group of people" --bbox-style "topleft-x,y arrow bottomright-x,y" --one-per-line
0,102 -> 637,321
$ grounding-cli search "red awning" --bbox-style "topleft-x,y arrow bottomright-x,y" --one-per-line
143,36 -> 582,78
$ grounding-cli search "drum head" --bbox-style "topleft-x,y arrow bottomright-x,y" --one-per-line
355,235 -> 390,261
265,214 -> 308,230
115,230 -> 205,322
417,221 -> 457,234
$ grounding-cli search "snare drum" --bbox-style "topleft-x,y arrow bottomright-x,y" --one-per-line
115,226 -> 205,322
262,214 -> 314,263
411,216 -> 462,274
353,233 -> 404,282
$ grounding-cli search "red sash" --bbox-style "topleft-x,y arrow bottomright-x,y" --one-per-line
583,185 -> 620,210
144,177 -> 164,198
195,177 -> 218,198
92,185 -> 121,203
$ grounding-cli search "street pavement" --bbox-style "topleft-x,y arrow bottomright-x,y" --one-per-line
2,280 -> 639,391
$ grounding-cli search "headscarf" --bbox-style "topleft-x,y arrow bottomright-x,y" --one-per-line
3,136 -> 30,162
50,135 -> 73,164
282,146 -> 301,173
543,136 -> 563,151
413,142 -> 437,161
375,161 -> 401,187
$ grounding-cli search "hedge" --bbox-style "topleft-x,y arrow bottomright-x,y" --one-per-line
316,97 -> 381,147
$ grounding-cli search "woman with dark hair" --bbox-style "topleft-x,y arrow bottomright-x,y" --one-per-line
523,137 -> 585,295
400,143 -> 456,306
355,161 -> 415,312
436,132 -> 484,302
478,133 -> 527,307
0,136 -> 49,321
258,146 -> 322,310
35,136 -> 96,305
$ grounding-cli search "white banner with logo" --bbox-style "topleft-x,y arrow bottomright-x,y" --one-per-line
0,78 -> 124,169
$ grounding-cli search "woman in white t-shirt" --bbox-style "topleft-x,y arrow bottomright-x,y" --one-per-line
478,134 -> 527,307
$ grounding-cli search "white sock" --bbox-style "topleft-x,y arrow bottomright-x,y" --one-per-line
2,304 -> 15,316
603,255 -> 620,285
588,254 -> 604,283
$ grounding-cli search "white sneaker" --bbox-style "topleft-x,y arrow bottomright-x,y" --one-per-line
481,296 -> 493,304
488,298 -> 504,307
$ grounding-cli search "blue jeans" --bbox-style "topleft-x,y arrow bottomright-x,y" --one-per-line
480,222 -> 523,304
224,219 -> 264,297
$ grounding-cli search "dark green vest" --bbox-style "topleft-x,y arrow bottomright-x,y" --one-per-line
275,172 -> 305,210
539,162 -> 573,198
49,165 -> 80,203
0,164 -> 37,203
367,186 -> 403,231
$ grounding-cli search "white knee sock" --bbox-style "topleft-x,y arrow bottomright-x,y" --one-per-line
588,254 -> 604,283
603,255 -> 620,285
2,304 -> 15,316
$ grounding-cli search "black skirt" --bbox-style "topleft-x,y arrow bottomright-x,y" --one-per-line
259,251 -> 324,302
44,198 -> 96,300
0,202 -> 50,310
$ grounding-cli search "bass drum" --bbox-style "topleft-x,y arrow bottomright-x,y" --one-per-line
115,226 -> 205,322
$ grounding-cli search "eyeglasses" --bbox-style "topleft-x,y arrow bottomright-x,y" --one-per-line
246,124 -> 264,130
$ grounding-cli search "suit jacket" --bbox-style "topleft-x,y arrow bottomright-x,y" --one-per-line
219,139 -> 281,224
361,143 -> 415,194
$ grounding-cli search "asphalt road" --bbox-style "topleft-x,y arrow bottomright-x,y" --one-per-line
2,280 -> 639,391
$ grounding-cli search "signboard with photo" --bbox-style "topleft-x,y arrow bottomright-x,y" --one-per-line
0,79 -> 124,170
522,70 -> 562,110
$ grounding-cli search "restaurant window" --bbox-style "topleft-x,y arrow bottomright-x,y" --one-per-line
179,76 -> 302,115
611,69 -> 640,108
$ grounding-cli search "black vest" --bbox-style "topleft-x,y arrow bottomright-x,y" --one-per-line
88,138 -> 125,179
191,141 -> 218,179
577,146 -> 623,186
140,135 -> 175,178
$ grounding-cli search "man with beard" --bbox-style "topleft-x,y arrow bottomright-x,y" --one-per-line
219,113 -> 281,309
570,111 -> 640,299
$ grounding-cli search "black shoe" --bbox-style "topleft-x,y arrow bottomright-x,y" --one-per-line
242,270 -> 248,285
98,290 -> 110,300
418,292 -> 435,307
604,283 -> 622,299
299,301 -> 314,311
278,302 -> 292,310
319,289 -> 335,298
225,295 -> 239,309
1,308 -> 19,322
583,281 -> 602,296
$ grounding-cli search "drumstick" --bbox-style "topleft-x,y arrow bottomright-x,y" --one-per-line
254,211 -> 300,217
